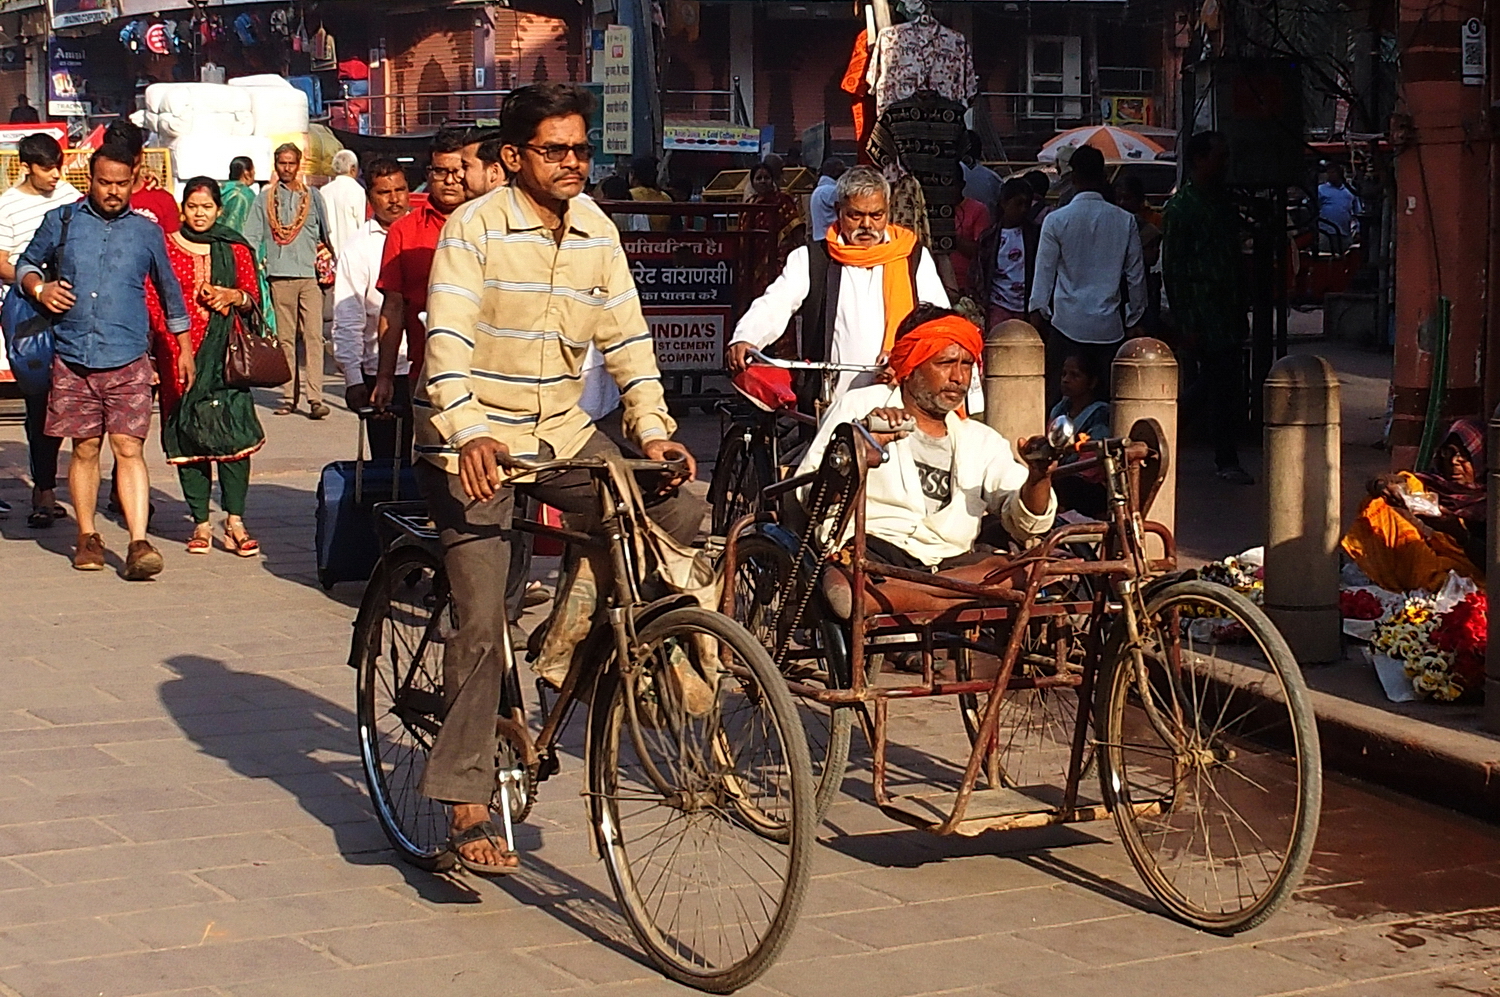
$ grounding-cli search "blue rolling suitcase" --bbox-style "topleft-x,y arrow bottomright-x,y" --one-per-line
315,417 -> 418,590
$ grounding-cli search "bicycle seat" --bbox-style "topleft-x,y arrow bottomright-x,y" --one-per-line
732,365 -> 797,413
820,554 -> 1020,619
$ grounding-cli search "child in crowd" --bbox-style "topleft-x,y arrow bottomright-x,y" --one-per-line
972,178 -> 1039,330
1049,350 -> 1111,519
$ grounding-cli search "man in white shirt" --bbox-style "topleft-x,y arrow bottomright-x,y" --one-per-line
331,157 -> 410,459
1316,162 -> 1360,255
728,165 -> 952,406
798,306 -> 1055,621
809,158 -> 844,242
1028,144 -> 1145,405
0,132 -> 82,527
321,149 -> 366,257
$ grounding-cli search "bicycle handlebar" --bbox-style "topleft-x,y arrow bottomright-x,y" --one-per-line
745,348 -> 882,374
496,450 -> 690,480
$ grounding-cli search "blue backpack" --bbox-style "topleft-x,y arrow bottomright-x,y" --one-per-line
2,203 -> 76,397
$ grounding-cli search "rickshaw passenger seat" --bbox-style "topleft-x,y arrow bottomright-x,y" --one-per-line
819,553 -> 1020,619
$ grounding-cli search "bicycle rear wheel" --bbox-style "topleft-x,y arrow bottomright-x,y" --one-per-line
588,606 -> 813,993
709,423 -> 774,535
354,546 -> 456,871
1096,580 -> 1321,933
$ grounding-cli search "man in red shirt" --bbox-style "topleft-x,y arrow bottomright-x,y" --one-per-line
103,120 -> 178,234
370,130 -> 468,409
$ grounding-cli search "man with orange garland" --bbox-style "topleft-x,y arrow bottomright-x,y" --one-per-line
796,304 -> 1057,574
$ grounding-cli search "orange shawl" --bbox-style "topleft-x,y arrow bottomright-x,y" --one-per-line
825,223 -> 920,353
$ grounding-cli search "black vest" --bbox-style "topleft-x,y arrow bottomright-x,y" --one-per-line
797,239 -> 926,361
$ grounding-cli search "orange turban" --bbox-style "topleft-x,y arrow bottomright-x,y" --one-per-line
886,315 -> 984,383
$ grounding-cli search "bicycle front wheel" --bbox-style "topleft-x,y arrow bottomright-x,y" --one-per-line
353,546 -> 456,872
709,425 -> 773,536
588,606 -> 813,993
1096,580 -> 1321,933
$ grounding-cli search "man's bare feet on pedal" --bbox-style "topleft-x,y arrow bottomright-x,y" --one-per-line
449,802 -> 519,875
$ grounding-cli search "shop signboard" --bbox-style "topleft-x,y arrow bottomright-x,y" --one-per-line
621,231 -> 735,371
48,0 -> 115,30
602,25 -> 632,156
662,123 -> 761,154
46,39 -> 89,118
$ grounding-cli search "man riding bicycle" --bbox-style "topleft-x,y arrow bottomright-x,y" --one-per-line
797,306 -> 1057,620
726,166 -> 958,409
412,83 -> 702,876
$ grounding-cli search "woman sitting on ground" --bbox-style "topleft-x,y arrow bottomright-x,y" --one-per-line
146,176 -> 266,557
1341,418 -> 1486,592
1048,350 -> 1111,519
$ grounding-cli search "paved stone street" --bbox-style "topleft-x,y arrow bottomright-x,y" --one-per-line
1,386 -> 1498,997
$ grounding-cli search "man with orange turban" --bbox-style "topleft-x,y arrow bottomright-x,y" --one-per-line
727,166 -> 964,409
796,304 -> 1056,572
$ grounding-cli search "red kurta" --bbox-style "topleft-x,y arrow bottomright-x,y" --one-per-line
377,200 -> 452,378
146,237 -> 260,418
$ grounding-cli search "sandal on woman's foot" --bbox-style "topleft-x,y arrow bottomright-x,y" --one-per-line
187,527 -> 212,555
273,405 -> 295,416
27,507 -> 54,529
449,819 -> 519,876
51,503 -> 67,520
221,521 -> 260,558
308,402 -> 331,421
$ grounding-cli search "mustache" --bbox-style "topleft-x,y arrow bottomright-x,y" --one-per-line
852,227 -> 878,240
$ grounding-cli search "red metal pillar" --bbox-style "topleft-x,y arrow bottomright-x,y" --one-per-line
1389,0 -> 1490,471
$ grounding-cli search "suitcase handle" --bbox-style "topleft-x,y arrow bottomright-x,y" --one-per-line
353,410 -> 404,505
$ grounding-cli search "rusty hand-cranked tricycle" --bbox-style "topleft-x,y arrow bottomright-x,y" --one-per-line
722,416 -> 1322,948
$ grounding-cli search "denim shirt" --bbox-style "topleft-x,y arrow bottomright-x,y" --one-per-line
17,200 -> 189,370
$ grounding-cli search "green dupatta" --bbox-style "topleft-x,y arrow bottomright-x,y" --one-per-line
161,222 -> 267,463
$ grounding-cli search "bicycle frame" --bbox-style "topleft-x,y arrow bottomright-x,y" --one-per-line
721,422 -> 1179,836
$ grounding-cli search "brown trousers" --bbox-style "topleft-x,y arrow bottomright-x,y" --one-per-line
269,277 -> 324,408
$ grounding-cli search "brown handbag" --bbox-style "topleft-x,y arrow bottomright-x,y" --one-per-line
223,307 -> 292,389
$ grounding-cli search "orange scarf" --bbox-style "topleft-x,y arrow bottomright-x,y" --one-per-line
888,314 -> 983,419
825,224 -> 920,353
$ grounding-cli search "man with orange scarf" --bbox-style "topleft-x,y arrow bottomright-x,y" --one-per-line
795,305 -> 1056,571
728,166 -> 955,405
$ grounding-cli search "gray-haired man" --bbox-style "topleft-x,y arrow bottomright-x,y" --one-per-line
728,165 -> 949,401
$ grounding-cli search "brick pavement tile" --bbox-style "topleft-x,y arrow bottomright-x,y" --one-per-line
758,934 -> 1083,997
813,884 -> 1123,950
0,712 -> 48,733
105,886 -> 431,948
0,861 -> 46,892
0,785 -> 218,828
99,797 -> 370,844
23,696 -> 263,726
0,934 -> 337,997
799,874 -> 905,918
1331,960 -> 1500,996
189,771 -> 364,806
272,817 -> 392,859
0,720 -> 184,755
767,922 -> 872,964
981,946 -> 1342,997
0,874 -> 224,929
0,745 -> 130,774
1017,910 -> 1243,966
0,684 -> 126,710
817,847 -> 1082,903
1255,908 -> 1500,984
11,763 -> 219,797
189,855 -> 415,901
0,918 -> 147,968
13,832 -> 314,885
0,818 -> 128,858
220,950 -> 579,997
300,907 -> 587,967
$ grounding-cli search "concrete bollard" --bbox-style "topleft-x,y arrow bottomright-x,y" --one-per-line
1485,406 -> 1500,732
1111,338 -> 1178,541
1263,354 -> 1341,664
982,319 -> 1046,454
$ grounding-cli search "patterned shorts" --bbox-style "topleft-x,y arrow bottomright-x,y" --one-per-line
45,354 -> 155,441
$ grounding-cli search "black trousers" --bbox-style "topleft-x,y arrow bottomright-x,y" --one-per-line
24,391 -> 60,493
361,375 -> 413,463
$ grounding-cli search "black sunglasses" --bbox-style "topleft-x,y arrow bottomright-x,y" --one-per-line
522,142 -> 595,164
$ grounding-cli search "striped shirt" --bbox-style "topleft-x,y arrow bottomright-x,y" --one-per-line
0,181 -> 83,291
416,185 -> 674,472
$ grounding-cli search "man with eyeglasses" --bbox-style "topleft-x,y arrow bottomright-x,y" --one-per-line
412,83 -> 702,876
370,129 -> 469,410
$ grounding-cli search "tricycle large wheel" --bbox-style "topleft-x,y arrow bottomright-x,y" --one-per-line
1096,580 -> 1321,934
353,547 -> 456,872
709,422 -> 774,535
587,607 -> 813,993
728,532 -> 870,823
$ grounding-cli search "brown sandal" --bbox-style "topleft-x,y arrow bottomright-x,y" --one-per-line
186,527 -> 212,555
272,405 -> 295,416
222,520 -> 260,558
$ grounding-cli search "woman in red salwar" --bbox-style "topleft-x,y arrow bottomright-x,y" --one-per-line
147,176 -> 266,557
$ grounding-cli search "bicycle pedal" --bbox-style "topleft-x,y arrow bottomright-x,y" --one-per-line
537,749 -> 560,782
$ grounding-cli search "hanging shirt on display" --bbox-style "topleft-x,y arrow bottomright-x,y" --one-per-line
865,14 -> 977,116
868,91 -> 967,253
